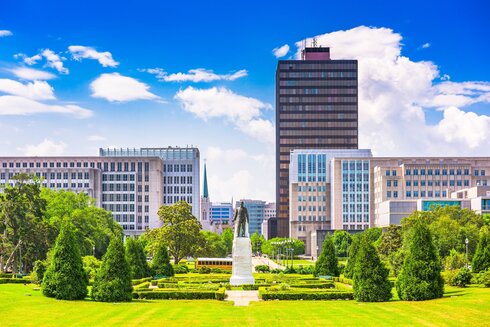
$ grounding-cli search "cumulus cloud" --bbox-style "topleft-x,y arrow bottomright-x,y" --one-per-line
272,44 -> 290,58
90,73 -> 161,102
15,49 -> 68,74
20,139 -> 66,156
421,42 -> 431,49
8,67 -> 56,81
294,26 -> 490,156
0,95 -> 92,118
68,45 -> 119,67
0,30 -> 12,37
174,86 -> 274,143
0,79 -> 55,100
140,68 -> 247,82
14,53 -> 42,65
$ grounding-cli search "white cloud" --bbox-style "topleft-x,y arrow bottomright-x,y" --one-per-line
88,135 -> 106,141
14,53 -> 42,65
9,67 -> 56,81
272,44 -> 290,58
68,45 -> 119,67
0,95 -> 92,118
294,26 -> 490,156
141,68 -> 247,82
20,139 -> 66,156
174,86 -> 274,143
41,49 -> 68,74
0,79 -> 55,100
90,73 -> 161,102
421,42 -> 431,49
0,30 -> 12,37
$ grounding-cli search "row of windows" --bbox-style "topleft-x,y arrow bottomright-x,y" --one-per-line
342,224 -> 368,230
342,183 -> 370,192
279,88 -> 357,95
163,196 -> 193,204
163,176 -> 193,184
298,206 -> 327,212
102,203 -> 136,212
164,186 -> 193,194
280,104 -> 357,112
342,173 -> 370,182
406,180 -> 470,187
1,161 -> 153,172
280,80 -> 357,87
296,215 -> 328,222
163,164 -> 193,173
404,168 -> 485,176
386,180 -> 398,187
102,193 -> 136,202
342,161 -> 370,171
279,71 -> 356,79
279,96 -> 357,104
342,194 -> 369,203
342,203 -> 370,213
280,138 -> 357,146
342,214 -> 369,223
281,121 -> 358,129
280,113 -> 357,120
297,185 -> 328,192
406,191 -> 448,198
297,195 -> 328,202
281,129 -> 358,137
102,184 -> 138,192
280,63 -> 357,70
103,174 -> 135,182
34,182 -> 89,189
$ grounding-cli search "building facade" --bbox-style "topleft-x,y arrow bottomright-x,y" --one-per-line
276,46 -> 358,237
261,202 -> 276,239
99,147 -> 200,219
236,199 -> 267,235
0,156 -> 164,236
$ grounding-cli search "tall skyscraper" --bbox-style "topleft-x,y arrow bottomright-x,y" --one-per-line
275,46 -> 358,237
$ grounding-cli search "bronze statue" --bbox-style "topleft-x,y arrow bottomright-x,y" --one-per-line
233,201 -> 249,237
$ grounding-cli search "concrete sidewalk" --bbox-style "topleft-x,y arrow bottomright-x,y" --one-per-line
225,290 -> 260,306
252,256 -> 284,270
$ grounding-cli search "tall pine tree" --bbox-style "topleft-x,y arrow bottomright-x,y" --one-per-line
152,243 -> 174,277
92,236 -> 133,302
344,235 -> 360,279
125,237 -> 152,279
314,236 -> 339,277
353,235 -> 392,302
472,228 -> 490,273
396,221 -> 444,301
42,222 -> 88,300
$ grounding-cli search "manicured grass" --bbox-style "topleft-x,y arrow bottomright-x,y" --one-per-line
1,284 -> 490,326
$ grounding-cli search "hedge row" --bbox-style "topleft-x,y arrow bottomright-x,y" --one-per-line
133,282 -> 150,290
157,282 -> 221,290
134,288 -> 226,300
131,277 -> 152,285
332,277 -> 353,285
260,289 -> 353,301
0,278 -> 31,284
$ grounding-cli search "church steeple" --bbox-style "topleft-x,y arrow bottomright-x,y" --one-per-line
203,161 -> 209,199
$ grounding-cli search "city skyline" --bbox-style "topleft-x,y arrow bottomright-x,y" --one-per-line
1,1 -> 489,203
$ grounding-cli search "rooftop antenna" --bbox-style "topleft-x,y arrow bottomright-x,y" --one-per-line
301,39 -> 306,60
312,37 -> 317,48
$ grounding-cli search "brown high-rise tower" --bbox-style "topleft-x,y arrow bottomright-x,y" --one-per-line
275,47 -> 358,237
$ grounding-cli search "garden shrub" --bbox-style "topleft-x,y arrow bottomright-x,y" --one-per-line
259,287 -> 353,301
283,267 -> 297,274
481,269 -> 490,287
396,221 -> 444,301
344,236 -> 360,279
315,236 -> 339,277
450,268 -> 472,287
296,266 -> 314,275
353,235 -> 392,302
210,268 -> 223,274
0,278 -> 30,284
134,287 -> 226,300
472,229 -> 490,273
173,265 -> 189,274
198,266 -> 211,274
42,222 -> 88,300
133,282 -> 150,290
131,277 -> 152,285
92,236 -> 133,302
126,238 -> 152,279
33,260 -> 48,284
255,265 -> 270,273
152,243 -> 174,277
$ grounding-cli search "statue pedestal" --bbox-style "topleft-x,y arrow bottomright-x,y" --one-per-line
230,237 -> 255,286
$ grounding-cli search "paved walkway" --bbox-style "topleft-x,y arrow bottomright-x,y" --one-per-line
252,256 -> 284,270
225,290 -> 260,306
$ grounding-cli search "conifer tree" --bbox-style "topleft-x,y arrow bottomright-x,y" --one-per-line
472,228 -> 490,273
152,243 -> 174,277
314,236 -> 339,277
42,222 -> 88,300
396,221 -> 444,300
344,235 -> 360,279
353,235 -> 392,302
92,236 -> 133,302
125,237 -> 152,279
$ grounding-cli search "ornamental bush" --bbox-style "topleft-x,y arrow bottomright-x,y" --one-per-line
396,221 -> 444,301
255,264 -> 270,273
450,267 -> 472,287
173,264 -> 189,274
472,229 -> 490,273
125,237 -> 152,279
344,235 -> 360,279
353,235 -> 392,302
42,222 -> 88,300
315,236 -> 339,277
91,236 -> 133,302
152,243 -> 174,277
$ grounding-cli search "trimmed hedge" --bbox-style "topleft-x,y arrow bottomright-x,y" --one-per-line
133,282 -> 150,290
157,282 -> 221,290
0,278 -> 31,284
134,287 -> 226,300
333,277 -> 353,285
132,277 -> 152,285
259,288 -> 353,301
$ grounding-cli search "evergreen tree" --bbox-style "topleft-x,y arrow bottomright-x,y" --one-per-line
314,236 -> 339,277
353,235 -> 392,302
42,222 -> 88,300
344,235 -> 360,279
125,237 -> 151,279
396,221 -> 444,301
92,236 -> 133,302
472,228 -> 490,273
152,243 -> 174,277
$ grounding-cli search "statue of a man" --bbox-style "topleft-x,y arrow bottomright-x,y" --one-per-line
233,201 -> 249,238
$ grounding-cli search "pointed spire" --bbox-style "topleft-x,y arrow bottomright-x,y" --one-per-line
203,160 -> 209,198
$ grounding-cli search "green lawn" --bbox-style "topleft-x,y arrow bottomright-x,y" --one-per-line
1,284 -> 489,326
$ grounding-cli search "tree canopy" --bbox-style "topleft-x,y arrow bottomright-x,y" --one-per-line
314,236 -> 339,277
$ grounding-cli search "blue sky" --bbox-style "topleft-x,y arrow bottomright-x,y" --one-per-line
0,0 -> 489,202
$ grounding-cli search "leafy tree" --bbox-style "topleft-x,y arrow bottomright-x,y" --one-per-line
332,230 -> 352,257
472,228 -> 490,273
152,243 -> 174,277
221,228 -> 234,254
314,236 -> 339,277
42,222 -> 88,300
251,231 -> 266,254
261,238 -> 305,257
196,230 -> 227,258
92,236 -> 133,302
353,235 -> 392,302
344,235 -> 360,279
149,201 -> 202,264
443,249 -> 466,271
363,227 -> 382,244
396,221 -> 444,301
125,237 -> 151,279
377,225 -> 402,258
82,256 -> 101,280
450,267 -> 472,287
0,174 -> 48,273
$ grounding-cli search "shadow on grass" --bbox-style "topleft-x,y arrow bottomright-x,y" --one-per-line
442,289 -> 466,298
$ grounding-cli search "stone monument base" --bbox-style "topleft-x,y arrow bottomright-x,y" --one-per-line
230,237 -> 255,286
